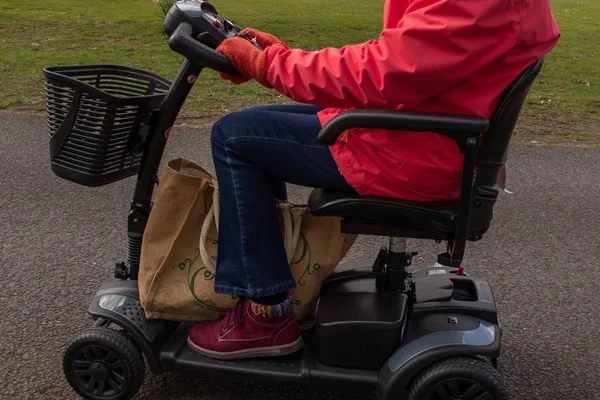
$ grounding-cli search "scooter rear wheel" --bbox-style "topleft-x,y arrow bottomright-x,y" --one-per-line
63,327 -> 145,400
408,356 -> 508,400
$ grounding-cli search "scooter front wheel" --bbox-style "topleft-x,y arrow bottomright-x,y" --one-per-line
408,356 -> 508,400
63,327 -> 145,400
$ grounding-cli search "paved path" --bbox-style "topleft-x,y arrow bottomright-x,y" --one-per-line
1,113 -> 599,399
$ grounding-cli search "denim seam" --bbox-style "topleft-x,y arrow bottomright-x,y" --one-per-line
224,142 -> 253,290
213,121 -> 229,143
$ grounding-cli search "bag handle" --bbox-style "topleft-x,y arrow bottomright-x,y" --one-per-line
199,185 -> 219,272
279,202 -> 303,262
199,186 -> 303,273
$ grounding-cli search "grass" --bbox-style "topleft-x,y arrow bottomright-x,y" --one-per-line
0,0 -> 598,144
0,0 -> 382,115
517,0 -> 600,145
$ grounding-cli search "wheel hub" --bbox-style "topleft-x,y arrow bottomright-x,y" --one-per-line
89,361 -> 110,381
71,345 -> 127,397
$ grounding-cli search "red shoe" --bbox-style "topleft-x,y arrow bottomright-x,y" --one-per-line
187,298 -> 303,360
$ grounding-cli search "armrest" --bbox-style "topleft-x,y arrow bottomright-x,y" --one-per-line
316,109 -> 489,266
316,110 -> 489,147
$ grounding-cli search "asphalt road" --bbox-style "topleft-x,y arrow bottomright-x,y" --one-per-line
1,112 -> 599,400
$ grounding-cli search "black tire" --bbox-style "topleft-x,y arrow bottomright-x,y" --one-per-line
63,327 -> 145,400
408,357 -> 508,400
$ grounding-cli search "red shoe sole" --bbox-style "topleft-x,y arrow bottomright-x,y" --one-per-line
187,336 -> 304,360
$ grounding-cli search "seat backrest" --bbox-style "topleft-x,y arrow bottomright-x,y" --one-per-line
467,58 -> 544,237
475,58 -> 544,193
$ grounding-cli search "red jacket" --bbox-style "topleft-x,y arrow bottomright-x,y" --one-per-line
264,0 -> 560,201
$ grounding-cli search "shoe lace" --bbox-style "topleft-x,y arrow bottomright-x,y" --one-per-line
223,299 -> 245,329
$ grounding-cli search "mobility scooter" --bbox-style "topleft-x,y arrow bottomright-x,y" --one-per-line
44,1 -> 544,399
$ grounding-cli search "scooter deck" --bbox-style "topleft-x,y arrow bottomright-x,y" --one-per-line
159,322 -> 379,392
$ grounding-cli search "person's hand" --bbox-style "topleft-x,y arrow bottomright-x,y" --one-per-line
215,28 -> 281,85
216,36 -> 271,86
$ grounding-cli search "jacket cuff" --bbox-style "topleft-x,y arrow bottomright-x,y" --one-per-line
264,42 -> 290,87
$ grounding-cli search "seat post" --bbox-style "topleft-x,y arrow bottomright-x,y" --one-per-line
389,236 -> 406,254
385,237 -> 409,291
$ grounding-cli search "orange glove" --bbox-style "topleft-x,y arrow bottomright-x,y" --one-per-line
239,28 -> 281,49
216,28 -> 281,86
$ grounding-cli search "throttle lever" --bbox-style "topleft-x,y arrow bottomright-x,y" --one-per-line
236,31 -> 263,50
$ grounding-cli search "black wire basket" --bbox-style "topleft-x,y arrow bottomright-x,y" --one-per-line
43,65 -> 171,186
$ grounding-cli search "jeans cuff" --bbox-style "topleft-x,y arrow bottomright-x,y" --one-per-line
214,280 -> 296,298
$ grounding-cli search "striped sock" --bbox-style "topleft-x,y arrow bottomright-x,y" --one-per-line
249,293 -> 294,318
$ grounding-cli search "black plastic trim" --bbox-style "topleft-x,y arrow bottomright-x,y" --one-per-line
376,320 -> 501,400
308,357 -> 379,393
87,279 -> 175,374
341,220 -> 448,240
411,278 -> 498,324
322,267 -> 379,291
316,110 -> 489,146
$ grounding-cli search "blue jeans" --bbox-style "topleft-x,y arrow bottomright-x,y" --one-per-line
210,104 -> 353,297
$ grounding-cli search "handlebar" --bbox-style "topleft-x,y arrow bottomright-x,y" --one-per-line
168,22 -> 239,75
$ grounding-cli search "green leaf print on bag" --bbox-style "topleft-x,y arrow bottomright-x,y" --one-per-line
290,233 -> 322,305
177,248 -> 236,312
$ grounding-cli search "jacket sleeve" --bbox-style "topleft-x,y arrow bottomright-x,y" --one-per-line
264,0 -> 521,109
